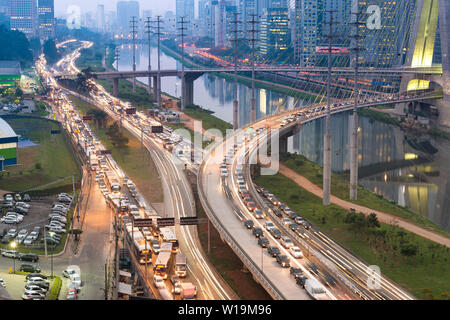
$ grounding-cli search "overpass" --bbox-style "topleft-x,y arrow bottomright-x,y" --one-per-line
196,91 -> 438,300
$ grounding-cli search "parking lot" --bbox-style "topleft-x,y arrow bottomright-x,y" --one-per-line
0,193 -> 74,253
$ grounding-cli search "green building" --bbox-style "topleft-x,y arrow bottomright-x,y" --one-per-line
0,61 -> 21,88
0,117 -> 18,171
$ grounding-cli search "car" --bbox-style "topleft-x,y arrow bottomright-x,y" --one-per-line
27,280 -> 49,290
252,227 -> 263,238
246,201 -> 257,212
0,235 -> 11,244
267,246 -> 281,257
12,206 -> 28,215
70,273 -> 82,289
0,278 -> 5,288
23,194 -> 31,202
153,275 -> 164,288
26,273 -> 47,280
296,276 -> 308,288
280,236 -> 294,249
22,291 -> 45,300
24,284 -> 47,294
300,221 -> 311,230
252,208 -> 264,219
257,237 -> 269,248
264,220 -> 274,230
15,202 -> 30,209
14,194 -> 21,201
19,253 -> 39,262
6,228 -> 17,238
294,216 -> 305,225
307,263 -> 319,275
290,267 -> 303,278
323,274 -> 336,287
67,288 -> 78,300
63,267 -> 78,278
276,254 -> 290,268
151,240 -> 160,254
282,218 -> 292,226
23,236 -> 35,245
244,220 -> 254,229
1,216 -> 19,224
273,209 -> 283,217
4,194 -> 13,202
19,264 -> 41,273
172,281 -> 181,295
48,226 -> 66,234
270,227 -> 282,239
1,250 -> 20,259
289,246 -> 303,259
49,215 -> 67,224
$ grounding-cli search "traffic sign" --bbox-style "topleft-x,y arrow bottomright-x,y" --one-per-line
99,150 -> 112,155
180,217 -> 199,226
157,217 -> 175,227
83,115 -> 92,121
133,218 -> 153,228
50,130 -> 61,135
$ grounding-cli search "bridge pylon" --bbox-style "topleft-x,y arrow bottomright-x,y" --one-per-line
399,0 -> 450,128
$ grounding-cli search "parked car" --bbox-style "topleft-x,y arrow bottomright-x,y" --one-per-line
66,288 -> 78,300
24,284 -> 47,294
6,228 -> 17,238
23,194 -> 31,202
19,264 -> 41,273
25,273 -> 47,280
0,278 -> 5,288
22,291 -> 45,300
1,250 -> 20,259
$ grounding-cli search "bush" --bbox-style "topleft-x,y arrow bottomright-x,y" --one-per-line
48,276 -> 62,300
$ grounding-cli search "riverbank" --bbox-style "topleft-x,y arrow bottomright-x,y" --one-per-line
254,172 -> 450,300
279,153 -> 450,241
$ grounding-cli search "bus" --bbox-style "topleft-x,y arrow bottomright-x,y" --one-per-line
159,227 -> 179,253
153,242 -> 173,279
105,170 -> 121,193
125,224 -> 151,264
175,252 -> 187,278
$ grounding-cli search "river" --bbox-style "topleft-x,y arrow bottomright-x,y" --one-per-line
117,44 -> 450,232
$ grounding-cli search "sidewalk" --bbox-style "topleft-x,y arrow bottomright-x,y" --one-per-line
278,164 -> 450,248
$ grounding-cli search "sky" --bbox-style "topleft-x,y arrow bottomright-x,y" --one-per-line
54,0 -> 192,17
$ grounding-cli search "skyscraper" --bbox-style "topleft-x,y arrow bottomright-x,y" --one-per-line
96,4 -> 105,33
176,0 -> 195,36
116,1 -> 140,34
9,0 -> 37,38
38,0 -> 54,39
260,6 -> 290,57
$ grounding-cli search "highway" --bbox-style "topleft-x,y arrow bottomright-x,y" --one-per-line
53,40 -> 235,300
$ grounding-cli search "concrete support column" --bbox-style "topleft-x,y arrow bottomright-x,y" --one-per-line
323,131 -> 331,206
251,98 -> 256,123
184,78 -> 194,109
113,78 -> 119,97
233,100 -> 239,130
279,136 -> 288,154
153,76 -> 158,93
349,111 -> 359,200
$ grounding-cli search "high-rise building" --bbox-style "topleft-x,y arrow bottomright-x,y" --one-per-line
9,0 -> 37,38
0,0 -> 9,28
116,1 -> 140,34
293,0 -> 324,66
358,0 -> 416,68
37,0 -> 54,39
238,0 -> 258,41
198,0 -> 211,37
96,4 -> 105,33
260,6 -> 290,57
176,0 -> 195,36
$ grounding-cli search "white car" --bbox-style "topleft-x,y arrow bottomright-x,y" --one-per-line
24,284 -> 47,293
70,273 -> 82,289
289,246 -> 304,259
0,278 -> 5,288
23,235 -> 35,245
153,275 -> 165,289
63,267 -> 77,278
22,291 -> 45,300
1,216 -> 19,224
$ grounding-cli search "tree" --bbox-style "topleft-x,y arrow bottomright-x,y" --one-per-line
43,39 -> 59,64
400,242 -> 418,257
367,213 -> 380,228
0,25 -> 33,68
29,37 -> 42,56
87,109 -> 107,128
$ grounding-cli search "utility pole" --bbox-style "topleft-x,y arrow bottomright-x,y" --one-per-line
178,16 -> 188,110
350,0 -> 363,201
155,16 -> 163,108
231,12 -> 241,130
130,16 -> 138,93
144,16 -> 153,94
248,14 -> 259,123
323,10 -> 338,206
114,46 -> 120,71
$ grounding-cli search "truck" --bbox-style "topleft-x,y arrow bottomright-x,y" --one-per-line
304,279 -> 331,300
180,282 -> 197,300
89,154 -> 99,171
174,253 -> 187,278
